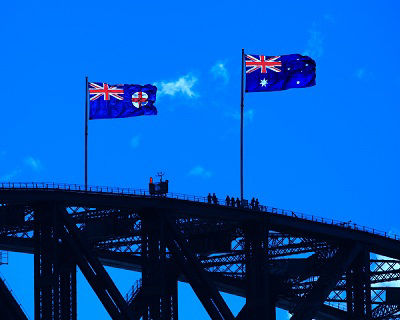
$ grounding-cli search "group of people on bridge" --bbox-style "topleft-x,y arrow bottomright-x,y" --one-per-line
207,193 -> 260,210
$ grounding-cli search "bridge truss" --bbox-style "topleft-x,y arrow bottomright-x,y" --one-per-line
0,183 -> 400,320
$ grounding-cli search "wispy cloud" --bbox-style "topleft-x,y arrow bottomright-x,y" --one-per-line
0,155 -> 43,182
323,13 -> 335,23
303,24 -> 324,59
211,62 -> 229,84
354,67 -> 373,81
24,156 -> 42,171
157,74 -> 198,98
130,135 -> 140,149
355,68 -> 366,79
188,166 -> 212,179
226,109 -> 255,123
0,169 -> 21,181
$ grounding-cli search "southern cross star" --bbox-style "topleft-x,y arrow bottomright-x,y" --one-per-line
260,78 -> 268,87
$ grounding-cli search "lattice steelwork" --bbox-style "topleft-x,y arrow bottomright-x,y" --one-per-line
0,183 -> 400,319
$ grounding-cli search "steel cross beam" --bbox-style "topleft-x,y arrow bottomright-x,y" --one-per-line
372,304 -> 400,319
60,209 -> 134,320
2,197 -> 400,319
290,244 -> 362,320
165,216 -> 235,320
371,259 -> 400,284
0,276 -> 27,320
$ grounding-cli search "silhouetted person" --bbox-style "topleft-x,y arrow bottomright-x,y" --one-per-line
347,220 -> 352,228
207,193 -> 212,204
250,197 -> 255,209
212,193 -> 218,204
225,195 -> 230,206
236,197 -> 240,208
230,197 -> 235,207
255,198 -> 259,210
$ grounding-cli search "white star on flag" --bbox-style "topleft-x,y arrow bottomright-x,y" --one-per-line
260,79 -> 268,87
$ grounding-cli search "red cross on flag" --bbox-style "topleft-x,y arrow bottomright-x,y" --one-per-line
132,91 -> 148,109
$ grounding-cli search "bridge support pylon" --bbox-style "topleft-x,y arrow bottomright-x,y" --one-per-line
34,204 -> 77,320
244,222 -> 275,320
346,250 -> 372,320
141,211 -> 178,320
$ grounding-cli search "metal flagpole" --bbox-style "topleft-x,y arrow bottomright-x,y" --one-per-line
85,76 -> 88,190
240,48 -> 245,201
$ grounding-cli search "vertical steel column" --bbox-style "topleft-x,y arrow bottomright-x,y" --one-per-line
34,204 -> 77,320
34,204 -> 57,320
364,251 -> 372,318
34,213 -> 41,320
244,222 -> 275,320
141,212 -> 177,320
59,244 -> 77,320
346,269 -> 354,319
353,254 -> 364,318
162,266 -> 178,320
141,211 -> 161,319
346,250 -> 371,320
170,278 -> 178,320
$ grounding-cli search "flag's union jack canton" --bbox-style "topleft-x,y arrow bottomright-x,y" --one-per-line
245,54 -> 316,92
89,83 -> 124,101
89,82 -> 157,120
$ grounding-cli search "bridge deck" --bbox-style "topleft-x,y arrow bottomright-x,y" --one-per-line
1,182 -> 400,319
0,182 -> 399,259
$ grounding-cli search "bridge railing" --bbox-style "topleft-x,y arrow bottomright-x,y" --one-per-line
0,182 -> 148,195
0,251 -> 8,265
125,278 -> 142,304
0,182 -> 398,242
258,206 -> 396,240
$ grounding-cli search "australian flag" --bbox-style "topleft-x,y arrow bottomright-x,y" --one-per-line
245,54 -> 316,92
89,82 -> 157,120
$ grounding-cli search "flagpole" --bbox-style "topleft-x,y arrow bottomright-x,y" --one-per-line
240,48 -> 244,201
85,76 -> 88,190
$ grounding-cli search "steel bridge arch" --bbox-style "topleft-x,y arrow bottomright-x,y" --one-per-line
0,183 -> 399,320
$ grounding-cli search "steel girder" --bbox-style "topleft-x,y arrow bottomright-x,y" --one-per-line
33,204 -> 77,320
60,209 -> 134,320
165,216 -> 235,320
1,197 -> 400,319
372,304 -> 400,319
0,276 -> 27,320
140,211 -> 178,320
290,245 -> 362,320
243,222 -> 275,319
345,250 -> 373,319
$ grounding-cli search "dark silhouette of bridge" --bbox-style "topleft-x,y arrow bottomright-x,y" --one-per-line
0,182 -> 400,320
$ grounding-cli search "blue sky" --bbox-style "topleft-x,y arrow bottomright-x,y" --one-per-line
1,0 -> 400,319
